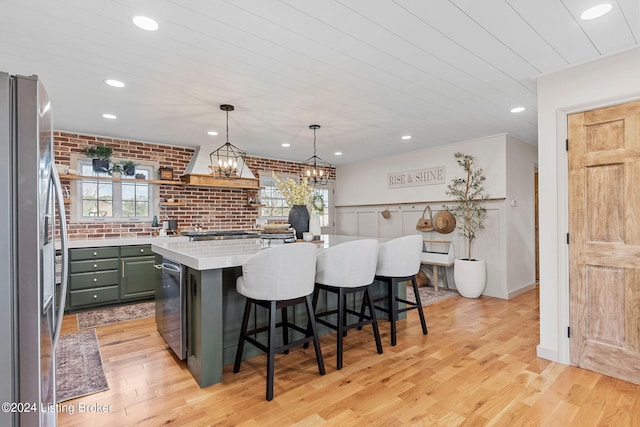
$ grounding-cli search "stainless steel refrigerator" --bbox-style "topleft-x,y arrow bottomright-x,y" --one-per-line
0,73 -> 69,426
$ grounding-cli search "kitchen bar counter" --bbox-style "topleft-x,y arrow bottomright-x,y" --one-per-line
150,234 -> 372,270
150,235 -> 395,388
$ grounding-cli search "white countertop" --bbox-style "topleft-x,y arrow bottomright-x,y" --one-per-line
58,235 -> 190,250
151,234 -> 378,270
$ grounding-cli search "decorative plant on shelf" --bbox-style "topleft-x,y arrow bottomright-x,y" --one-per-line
119,160 -> 137,176
444,151 -> 489,298
273,173 -> 313,239
83,145 -> 113,173
108,163 -> 123,177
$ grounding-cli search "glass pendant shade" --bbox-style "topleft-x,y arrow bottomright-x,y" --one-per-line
209,104 -> 245,178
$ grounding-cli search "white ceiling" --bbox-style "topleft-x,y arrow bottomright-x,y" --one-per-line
1,0 -> 638,166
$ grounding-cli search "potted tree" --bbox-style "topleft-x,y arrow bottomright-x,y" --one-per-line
83,145 -> 113,173
445,152 -> 489,298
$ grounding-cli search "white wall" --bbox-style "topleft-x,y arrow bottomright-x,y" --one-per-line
536,47 -> 640,364
335,134 -> 537,299
505,135 -> 538,298
335,135 -> 507,206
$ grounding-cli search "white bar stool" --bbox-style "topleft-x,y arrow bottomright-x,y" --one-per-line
373,234 -> 428,346
311,239 -> 383,370
233,243 -> 325,401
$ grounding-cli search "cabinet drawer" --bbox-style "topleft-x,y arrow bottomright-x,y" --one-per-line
69,286 -> 119,307
120,245 -> 152,257
69,271 -> 119,290
70,247 -> 119,261
70,258 -> 119,273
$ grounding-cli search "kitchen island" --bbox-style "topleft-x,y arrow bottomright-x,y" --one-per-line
151,235 -> 400,388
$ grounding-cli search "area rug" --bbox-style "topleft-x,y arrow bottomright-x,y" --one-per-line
406,285 -> 460,306
77,301 -> 155,329
56,329 -> 108,402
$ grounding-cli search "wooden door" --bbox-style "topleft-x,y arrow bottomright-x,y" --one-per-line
568,99 -> 640,384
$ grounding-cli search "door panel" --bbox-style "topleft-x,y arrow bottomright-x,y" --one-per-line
585,266 -> 624,346
585,164 -> 624,242
585,120 -> 624,151
120,256 -> 156,299
568,99 -> 640,385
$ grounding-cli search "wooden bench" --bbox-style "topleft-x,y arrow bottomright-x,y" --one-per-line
420,240 -> 454,291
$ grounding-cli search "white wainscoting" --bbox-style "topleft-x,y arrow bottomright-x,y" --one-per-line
335,201 -> 512,299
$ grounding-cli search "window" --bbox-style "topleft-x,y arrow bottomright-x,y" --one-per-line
258,173 -> 294,219
259,171 -> 332,228
72,159 -> 156,222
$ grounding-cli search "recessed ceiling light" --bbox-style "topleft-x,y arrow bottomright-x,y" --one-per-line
207,131 -> 218,136
132,15 -> 159,31
281,143 -> 291,147
334,152 -> 343,156
580,4 -> 612,20
102,113 -> 117,120
104,79 -> 125,88
510,107 -> 526,113
401,135 -> 412,140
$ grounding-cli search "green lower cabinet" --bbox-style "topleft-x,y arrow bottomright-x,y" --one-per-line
120,254 -> 157,300
69,285 -> 120,307
65,244 -> 158,312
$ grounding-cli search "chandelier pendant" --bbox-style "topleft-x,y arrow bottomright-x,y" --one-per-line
209,104 -> 246,178
301,124 -> 331,186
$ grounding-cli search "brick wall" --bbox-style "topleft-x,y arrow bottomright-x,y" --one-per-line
54,132 -> 335,239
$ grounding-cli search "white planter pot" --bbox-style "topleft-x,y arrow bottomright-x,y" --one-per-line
309,214 -> 322,236
453,259 -> 486,298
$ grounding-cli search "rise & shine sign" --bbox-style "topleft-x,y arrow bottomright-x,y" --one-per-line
387,166 -> 446,189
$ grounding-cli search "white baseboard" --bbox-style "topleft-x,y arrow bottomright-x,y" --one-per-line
507,282 -> 537,299
536,344 -> 560,362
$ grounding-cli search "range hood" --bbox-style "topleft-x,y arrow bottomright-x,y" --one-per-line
183,146 -> 255,179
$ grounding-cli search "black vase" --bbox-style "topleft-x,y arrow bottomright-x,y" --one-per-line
288,205 -> 310,240
123,165 -> 136,176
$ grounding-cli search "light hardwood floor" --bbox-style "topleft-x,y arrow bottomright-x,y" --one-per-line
57,288 -> 640,426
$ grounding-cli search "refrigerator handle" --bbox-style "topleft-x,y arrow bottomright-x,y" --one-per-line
51,166 -> 69,348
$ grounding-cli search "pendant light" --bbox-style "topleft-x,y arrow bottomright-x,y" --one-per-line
209,104 -> 246,178
301,124 -> 331,186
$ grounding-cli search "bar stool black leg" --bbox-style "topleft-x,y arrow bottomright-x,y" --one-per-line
411,276 -> 428,335
233,299 -> 252,373
282,307 -> 289,354
266,300 -> 277,401
336,288 -> 345,370
364,288 -> 383,354
303,287 -> 320,349
357,292 -> 367,331
389,279 -> 398,346
342,293 -> 349,337
305,295 -> 325,375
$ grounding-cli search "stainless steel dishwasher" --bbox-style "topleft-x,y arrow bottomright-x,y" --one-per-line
158,257 -> 186,359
